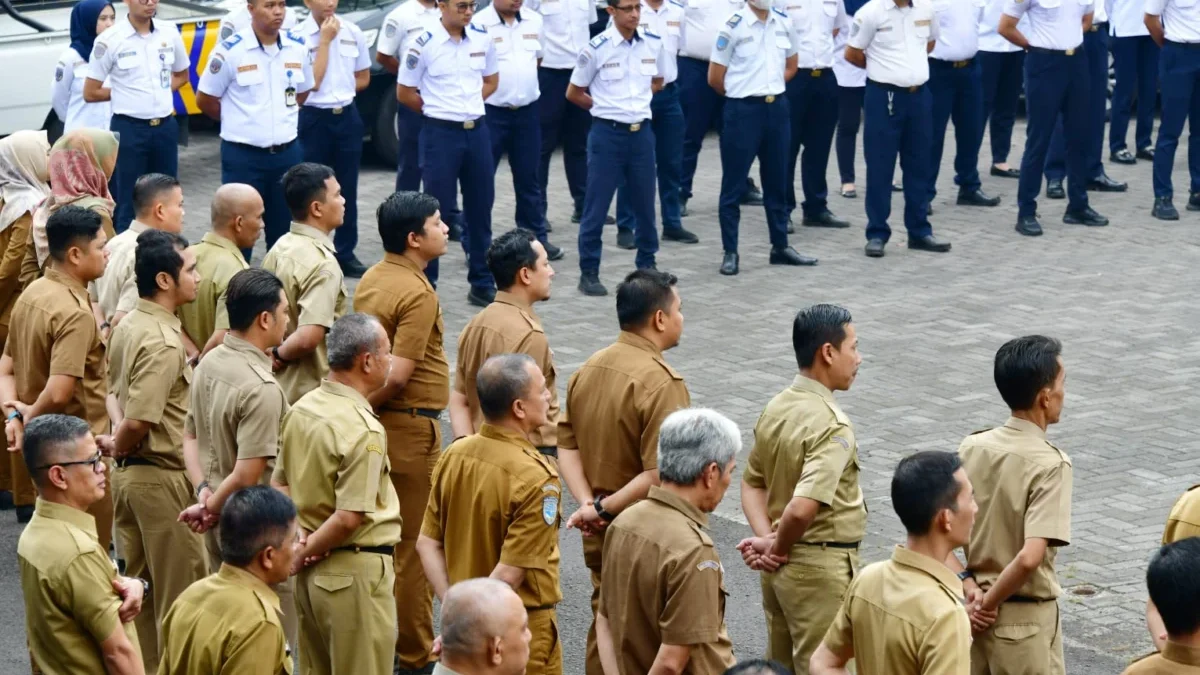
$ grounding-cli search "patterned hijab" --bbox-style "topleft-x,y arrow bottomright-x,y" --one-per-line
32,128 -> 118,267
0,130 -> 51,233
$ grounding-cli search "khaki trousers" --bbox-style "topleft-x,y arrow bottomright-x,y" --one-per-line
527,607 -> 563,675
971,599 -> 1065,675
379,410 -> 440,671
583,533 -> 606,675
762,546 -> 858,675
112,464 -> 208,673
204,526 -> 299,656
297,549 -> 397,675
9,448 -> 35,507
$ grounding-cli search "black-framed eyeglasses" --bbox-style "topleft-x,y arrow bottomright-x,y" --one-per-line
452,2 -> 477,11
36,451 -> 104,472
611,3 -> 641,11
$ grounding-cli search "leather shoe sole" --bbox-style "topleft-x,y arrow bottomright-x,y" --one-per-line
908,238 -> 951,252
719,254 -> 739,276
990,166 -> 1020,178
865,240 -> 886,258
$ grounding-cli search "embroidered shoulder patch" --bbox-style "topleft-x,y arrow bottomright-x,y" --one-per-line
385,20 -> 397,37
220,22 -> 235,40
415,30 -> 433,46
832,435 -> 850,450
542,495 -> 559,525
726,13 -> 742,27
696,560 -> 721,572
221,34 -> 244,50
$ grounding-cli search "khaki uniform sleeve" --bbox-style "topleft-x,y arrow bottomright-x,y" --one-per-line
334,429 -> 385,513
49,309 -> 97,378
222,621 -> 289,674
295,262 -> 342,329
1164,520 -> 1200,545
820,580 -> 855,656
272,422 -> 290,487
1024,461 -> 1072,546
793,424 -> 854,505
121,343 -> 182,424
557,374 -> 579,450
638,378 -> 690,470
235,384 -> 287,460
659,547 -> 724,645
213,282 -> 232,333
742,414 -> 770,489
917,606 -> 972,675
391,291 -> 439,361
62,552 -> 124,645
499,478 -> 560,570
114,272 -> 138,315
420,457 -> 447,541
452,328 -> 477,396
185,407 -> 196,436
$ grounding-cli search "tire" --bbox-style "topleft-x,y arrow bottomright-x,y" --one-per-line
374,91 -> 399,168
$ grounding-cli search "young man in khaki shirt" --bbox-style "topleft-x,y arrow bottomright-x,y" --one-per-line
596,408 -> 740,675
737,304 -> 865,675
811,451 -> 976,675
353,190 -> 451,675
419,354 -> 563,675
1145,483 -> 1200,649
107,229 -> 208,672
450,228 -> 559,458
264,163 -> 349,404
948,335 -> 1072,675
1122,538 -> 1200,675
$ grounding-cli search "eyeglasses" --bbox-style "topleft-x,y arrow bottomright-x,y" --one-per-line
452,2 -> 477,11
35,450 -> 105,472
611,3 -> 641,11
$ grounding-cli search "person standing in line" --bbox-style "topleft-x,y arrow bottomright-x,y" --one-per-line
1145,483 -> 1200,650
1145,0 -> 1200,220
434,579 -> 534,675
51,0 -> 115,134
832,0 -> 869,198
977,0 -> 1026,179
1121,539 -> 1200,675
1109,0 -> 1159,165
219,0 -> 300,40
83,0 -> 190,232
377,0 -> 441,194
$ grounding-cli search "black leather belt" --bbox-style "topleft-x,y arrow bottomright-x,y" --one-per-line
333,544 -> 394,555
228,138 -> 297,154
738,94 -> 783,103
1006,595 -> 1053,603
113,113 -> 173,127
536,446 -> 557,458
800,540 -> 861,549
424,116 -> 483,130
868,79 -> 924,93
1027,46 -> 1080,56
114,457 -> 155,468
797,67 -> 828,77
595,117 -> 649,132
1088,21 -> 1107,33
526,603 -> 556,611
930,57 -> 976,68
1166,40 -> 1200,49
390,407 -> 442,420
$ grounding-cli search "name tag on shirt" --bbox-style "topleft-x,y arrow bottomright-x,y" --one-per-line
235,63 -> 264,86
915,19 -> 931,25
775,29 -> 791,48
640,57 -> 657,75
469,51 -> 486,70
522,33 -> 541,51
284,62 -> 306,84
600,61 -> 623,80
339,38 -> 359,57
666,20 -> 681,35
116,51 -> 139,69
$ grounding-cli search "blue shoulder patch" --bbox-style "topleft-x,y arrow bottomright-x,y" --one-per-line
415,30 -> 432,46
284,29 -> 305,45
468,22 -> 488,33
589,33 -> 609,49
771,6 -> 788,17
725,13 -> 742,27
220,33 -> 243,50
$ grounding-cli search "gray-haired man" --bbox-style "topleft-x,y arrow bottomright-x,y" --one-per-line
435,578 -> 533,675
595,407 -> 740,675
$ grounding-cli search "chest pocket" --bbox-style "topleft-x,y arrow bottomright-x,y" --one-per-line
468,50 -> 487,71
639,55 -> 657,76
158,49 -> 176,68
115,51 -> 140,71
339,39 -> 359,58
493,34 -> 511,54
540,0 -> 563,15
522,34 -> 542,51
874,21 -> 901,45
913,18 -> 931,40
822,0 -> 838,16
774,28 -> 792,49
427,50 -> 456,76
1038,0 -> 1062,17
599,60 -> 624,80
235,64 -> 266,87
1178,0 -> 1198,8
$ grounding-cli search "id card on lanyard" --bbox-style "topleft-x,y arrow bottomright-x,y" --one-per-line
159,52 -> 170,89
285,69 -> 297,106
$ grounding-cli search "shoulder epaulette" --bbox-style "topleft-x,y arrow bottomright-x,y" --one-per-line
668,0 -> 684,7
415,30 -> 433,46
221,33 -> 243,50
468,22 -> 488,33
644,28 -> 661,39
726,13 -> 742,27
284,29 -> 305,45
589,33 -> 609,49
772,6 -> 788,17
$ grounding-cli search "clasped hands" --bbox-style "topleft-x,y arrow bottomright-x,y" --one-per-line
735,534 -> 789,572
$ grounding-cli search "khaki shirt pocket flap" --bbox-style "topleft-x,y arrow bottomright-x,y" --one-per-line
993,622 -> 1040,642
313,574 -> 354,593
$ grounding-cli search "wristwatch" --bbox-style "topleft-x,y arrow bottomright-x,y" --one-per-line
593,495 -> 616,522
272,346 -> 290,364
195,481 -> 209,500
957,569 -> 976,583
5,409 -> 22,424
135,577 -> 151,596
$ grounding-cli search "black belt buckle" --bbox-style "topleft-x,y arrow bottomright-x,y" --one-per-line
334,544 -> 394,556
401,407 -> 442,420
115,456 -> 154,468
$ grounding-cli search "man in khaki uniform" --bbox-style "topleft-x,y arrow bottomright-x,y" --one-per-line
596,408 -> 740,675
158,485 -> 297,675
737,304 -> 865,675
18,414 -> 145,675
418,353 -> 563,675
1122,538 -> 1200,675
273,312 -> 403,675
811,451 -> 976,675
948,335 -> 1072,675
558,268 -> 689,675
1145,483 -> 1200,649
450,228 -> 559,458
108,229 -> 208,671
179,183 -> 262,358
353,190 -> 450,675
264,163 -> 349,404
1,206 -> 112,532
436,579 -> 533,675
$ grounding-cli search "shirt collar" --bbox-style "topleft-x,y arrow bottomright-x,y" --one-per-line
1162,642 -> 1200,667
383,252 -> 435,292
136,298 -> 182,330
890,545 -> 964,600
201,231 -> 245,259
43,266 -> 89,298
34,498 -> 99,539
647,485 -> 709,527
494,290 -> 534,313
253,30 -> 284,51
125,15 -> 158,35
432,663 -> 466,675
320,379 -> 374,411
222,333 -> 273,368
616,330 -> 663,356
1003,416 -> 1047,440
216,564 -> 281,611
790,374 -> 836,401
475,5 -> 522,25
289,222 -> 336,251
605,24 -> 643,44
479,423 -> 538,452
127,220 -> 150,235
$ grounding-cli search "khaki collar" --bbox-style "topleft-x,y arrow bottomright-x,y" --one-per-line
1163,642 -> 1200,667
216,564 -> 281,612
289,222 -> 336,251
383,252 -> 434,292
202,231 -> 245,258
34,498 -> 99,539
135,298 -> 182,330
617,330 -> 662,356
320,379 -> 374,411
890,545 -> 964,600
127,220 -> 150,235
43,266 -> 89,299
790,374 -> 836,401
1003,416 -> 1047,440
494,291 -> 541,329
479,423 -> 537,453
222,333 -> 273,369
647,485 -> 709,528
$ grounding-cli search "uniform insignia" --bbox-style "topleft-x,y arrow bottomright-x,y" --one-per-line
55,66 -> 64,82
715,33 -> 730,50
209,56 -> 223,74
237,63 -> 257,73
93,42 -> 107,59
644,29 -> 661,39
415,30 -> 432,46
366,443 -> 383,455
222,34 -> 243,50
696,560 -> 721,572
220,22 -> 235,40
589,34 -> 609,49
832,435 -> 850,450
726,13 -> 742,27
406,52 -> 419,69
772,6 -> 788,17
384,21 -> 397,38
668,0 -> 684,6
469,22 -> 488,33
285,30 -> 305,45
850,20 -> 860,35
542,495 -> 559,525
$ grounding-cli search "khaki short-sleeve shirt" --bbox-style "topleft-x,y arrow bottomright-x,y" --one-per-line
421,424 -> 562,608
185,333 -> 288,488
1121,643 -> 1200,675
179,232 -> 250,348
822,546 -> 971,675
742,375 -> 866,545
2,267 -> 109,435
108,299 -> 192,470
263,223 -> 348,404
18,499 -> 141,674
353,253 -> 450,411
959,417 -> 1073,599
557,331 -> 690,493
274,380 -> 402,547
1163,485 -> 1200,544
453,291 -> 559,447
92,220 -> 147,322
0,208 -> 33,339
599,487 -> 736,675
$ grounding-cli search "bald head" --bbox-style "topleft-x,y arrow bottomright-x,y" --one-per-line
440,579 -> 529,672
211,183 -> 262,229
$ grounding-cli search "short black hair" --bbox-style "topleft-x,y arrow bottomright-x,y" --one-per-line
46,205 -> 103,263
22,414 -> 91,488
615,269 -> 678,330
226,268 -> 285,332
1147,537 -> 1200,637
723,660 -> 792,675
131,173 -> 180,216
378,191 -> 441,254
219,485 -> 297,567
476,354 -> 536,421
134,229 -> 189,298
993,335 -> 1063,411
282,162 -> 336,222
792,304 -> 853,370
487,229 -> 539,291
891,451 -> 964,535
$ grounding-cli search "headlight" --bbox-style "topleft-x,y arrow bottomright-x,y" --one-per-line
362,28 -> 379,46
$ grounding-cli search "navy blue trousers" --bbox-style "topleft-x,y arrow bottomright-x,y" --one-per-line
420,118 -> 495,291
578,120 -> 658,275
863,82 -> 934,242
221,138 -> 302,253
1018,50 -> 1090,217
109,114 -> 179,232
538,67 -> 590,218
616,83 -> 684,234
395,103 -> 424,191
785,69 -> 838,219
1046,27 -> 1108,183
679,56 -> 724,201
836,85 -> 865,184
1110,34 -> 1159,153
719,97 -> 790,253
1152,41 -> 1200,198
300,104 -> 363,263
979,50 -> 1024,165
928,59 -> 984,203
487,102 -> 546,240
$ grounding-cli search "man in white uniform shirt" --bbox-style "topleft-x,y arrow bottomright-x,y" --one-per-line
377,0 -> 441,195
978,0 -> 1027,178
1146,0 -> 1200,219
219,3 -> 299,41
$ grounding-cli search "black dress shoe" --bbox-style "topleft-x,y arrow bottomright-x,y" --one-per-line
865,239 -> 886,257
1137,147 -> 1155,160
0,490 -> 13,510
719,252 -> 739,275
1111,149 -> 1137,164
803,210 -> 851,228
957,188 -> 1002,207
1189,193 -> 1200,212
1063,207 -> 1109,226
1015,215 -> 1043,236
16,504 -> 33,524
616,229 -> 636,249
1088,174 -> 1127,192
769,246 -> 818,266
1153,196 -> 1180,221
572,210 -> 617,224
467,286 -> 496,307
578,273 -> 608,296
1046,179 -> 1065,199
448,221 -> 463,241
338,255 -> 369,279
571,208 -> 581,224
542,240 -> 565,261
741,179 -> 764,206
545,221 -> 553,233
990,165 -> 1021,179
663,226 -> 699,243
679,197 -> 689,217
908,234 -> 951,252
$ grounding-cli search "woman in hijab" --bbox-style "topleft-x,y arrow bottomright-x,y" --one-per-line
50,0 -> 116,133
0,130 -> 51,348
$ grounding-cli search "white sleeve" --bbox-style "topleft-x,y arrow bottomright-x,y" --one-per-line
569,44 -> 598,86
1144,0 -> 1166,15
397,40 -> 429,87
378,11 -> 403,57
86,33 -> 116,83
847,6 -> 878,49
172,29 -> 191,73
197,49 -> 233,97
354,26 -> 372,71
1002,0 -> 1029,20
51,50 -> 75,120
710,15 -> 737,65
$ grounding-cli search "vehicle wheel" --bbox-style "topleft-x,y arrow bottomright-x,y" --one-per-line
374,92 -> 399,168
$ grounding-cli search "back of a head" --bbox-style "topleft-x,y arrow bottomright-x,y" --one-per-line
219,485 -> 297,566
993,335 -> 1062,411
657,408 -> 741,485
134,229 -> 189,298
1147,537 -> 1200,639
226,268 -> 284,332
487,229 -> 537,291
132,173 -> 180,218
46,205 -> 102,263
891,451 -> 963,536
22,414 -> 91,489
377,190 -> 440,254
210,182 -> 260,229
282,162 -> 335,222
791,304 -> 852,370
615,268 -> 677,331
440,578 -> 521,660
476,353 -> 536,422
722,659 -> 792,675
326,312 -> 382,372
